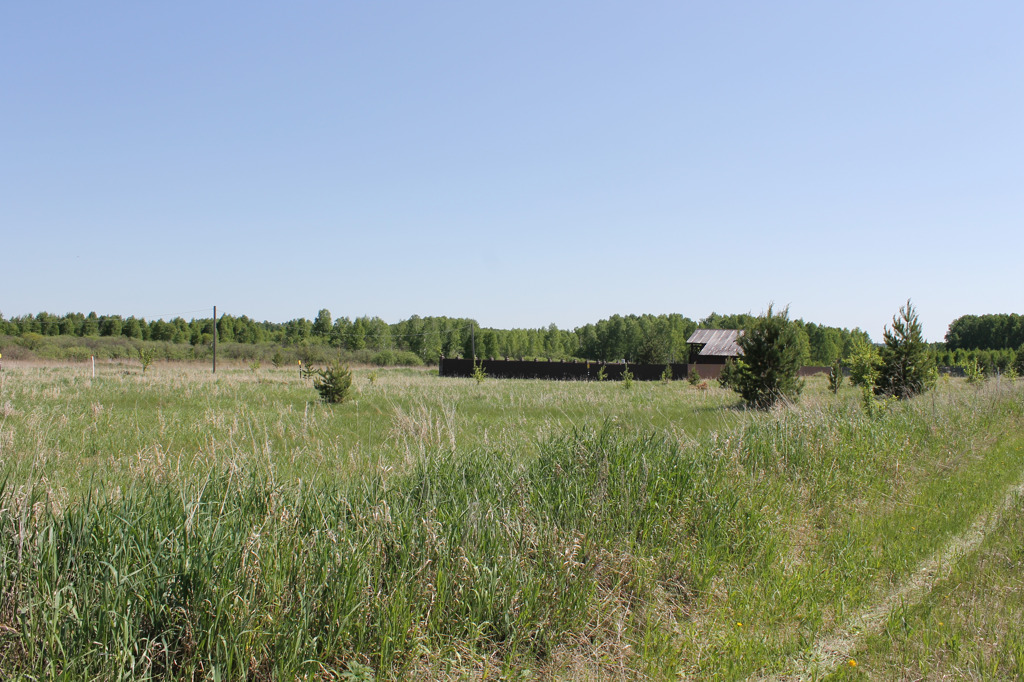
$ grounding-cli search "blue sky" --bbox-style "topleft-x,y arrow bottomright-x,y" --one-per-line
2,2 -> 1021,342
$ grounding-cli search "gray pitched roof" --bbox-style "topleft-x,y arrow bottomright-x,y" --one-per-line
686,329 -> 743,357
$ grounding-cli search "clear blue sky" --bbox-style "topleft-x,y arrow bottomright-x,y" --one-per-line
2,2 -> 1021,342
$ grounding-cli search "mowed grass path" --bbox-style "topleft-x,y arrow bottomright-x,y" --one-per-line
0,362 -> 1021,679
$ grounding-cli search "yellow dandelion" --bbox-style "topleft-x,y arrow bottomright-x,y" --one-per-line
849,659 -> 857,667
736,622 -> 742,627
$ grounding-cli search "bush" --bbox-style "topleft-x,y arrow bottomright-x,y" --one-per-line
874,300 -> 935,399
845,338 -> 880,388
730,305 -> 804,409
370,350 -> 424,367
297,344 -> 333,366
961,358 -> 985,385
472,360 -> 487,384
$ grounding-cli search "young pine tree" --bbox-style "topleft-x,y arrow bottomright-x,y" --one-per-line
731,304 -> 805,409
874,299 -> 935,399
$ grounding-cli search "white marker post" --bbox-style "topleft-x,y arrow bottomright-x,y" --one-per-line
92,355 -> 95,378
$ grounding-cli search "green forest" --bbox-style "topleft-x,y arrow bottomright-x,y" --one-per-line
1,309 -> 1021,373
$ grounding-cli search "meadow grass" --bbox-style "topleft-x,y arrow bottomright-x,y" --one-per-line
0,361 -> 1021,679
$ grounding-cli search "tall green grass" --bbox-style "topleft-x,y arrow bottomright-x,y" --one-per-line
0,365 -> 1021,678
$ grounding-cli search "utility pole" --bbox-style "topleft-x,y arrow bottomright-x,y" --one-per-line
212,305 -> 217,373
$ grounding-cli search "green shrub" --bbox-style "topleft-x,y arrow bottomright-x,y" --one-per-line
621,366 -> 634,390
688,365 -> 702,386
827,357 -> 843,395
961,358 -> 985,385
472,360 -> 487,384
370,350 -> 424,367
138,347 -> 154,374
845,338 -> 880,388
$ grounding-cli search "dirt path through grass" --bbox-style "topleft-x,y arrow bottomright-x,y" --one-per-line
757,475 -> 1024,681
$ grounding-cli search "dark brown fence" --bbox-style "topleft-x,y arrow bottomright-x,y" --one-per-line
439,358 -> 689,380
439,358 -> 833,381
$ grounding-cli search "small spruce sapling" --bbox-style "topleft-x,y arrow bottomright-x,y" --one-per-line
717,359 -> 741,389
309,363 -> 352,404
621,366 -> 634,390
660,365 -> 672,384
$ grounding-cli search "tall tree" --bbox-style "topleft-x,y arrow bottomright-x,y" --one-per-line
311,309 -> 333,338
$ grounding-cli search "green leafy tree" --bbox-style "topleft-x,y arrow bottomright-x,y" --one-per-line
311,309 -> 333,338
845,338 -> 880,388
138,347 -> 154,374
82,312 -> 100,337
730,305 -> 805,409
874,299 -> 935,399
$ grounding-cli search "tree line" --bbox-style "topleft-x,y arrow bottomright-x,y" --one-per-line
3,310 -> 1021,372
1,309 -> 877,366
944,314 -> 1024,351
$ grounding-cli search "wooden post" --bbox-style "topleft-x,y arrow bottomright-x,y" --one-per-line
212,306 -> 217,374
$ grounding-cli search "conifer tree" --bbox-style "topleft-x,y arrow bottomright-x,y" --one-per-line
731,304 -> 805,409
874,299 -> 935,399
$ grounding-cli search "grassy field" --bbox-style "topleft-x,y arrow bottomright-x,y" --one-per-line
0,361 -> 1021,680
